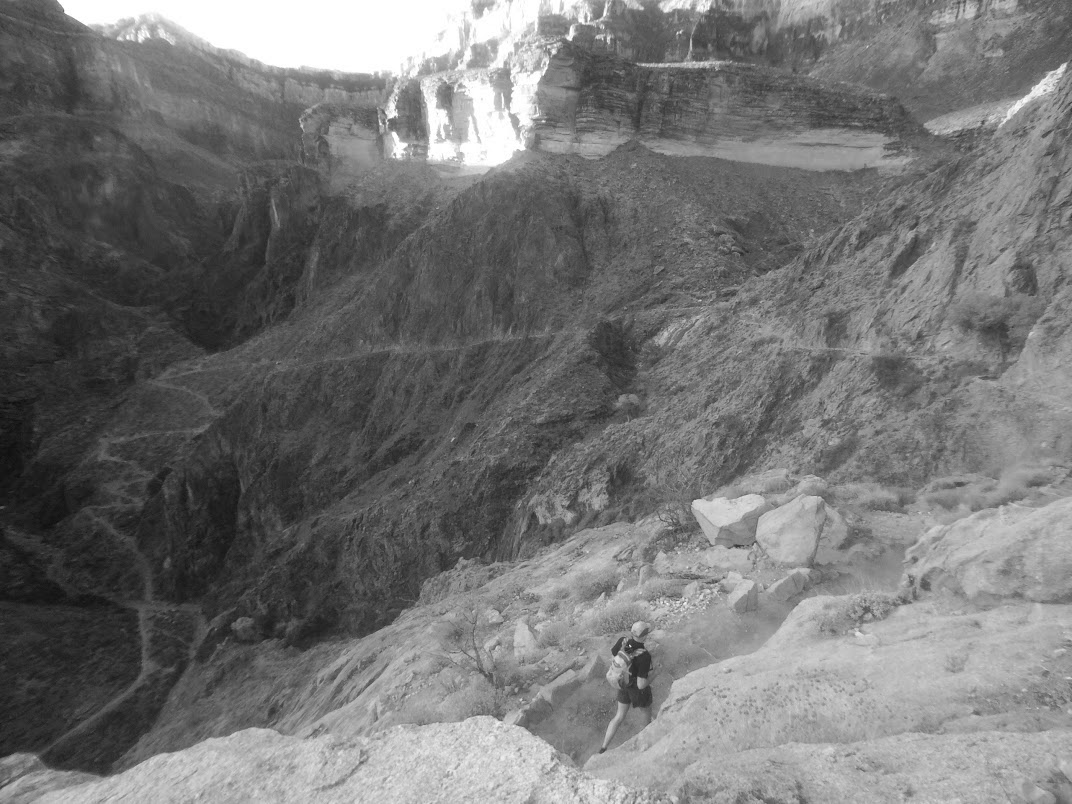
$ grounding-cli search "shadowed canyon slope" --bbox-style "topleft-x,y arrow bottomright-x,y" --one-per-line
2,0 -> 1072,790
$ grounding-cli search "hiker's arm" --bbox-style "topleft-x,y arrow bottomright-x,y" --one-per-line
636,676 -> 649,689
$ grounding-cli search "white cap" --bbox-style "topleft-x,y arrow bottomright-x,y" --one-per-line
630,621 -> 652,639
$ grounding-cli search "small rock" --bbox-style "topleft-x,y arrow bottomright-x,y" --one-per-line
683,581 -> 702,600
639,564 -> 660,585
579,653 -> 607,682
853,630 -> 881,648
513,621 -> 544,663
727,580 -> 758,613
484,609 -> 504,626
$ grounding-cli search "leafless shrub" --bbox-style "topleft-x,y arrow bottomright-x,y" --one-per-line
584,601 -> 650,635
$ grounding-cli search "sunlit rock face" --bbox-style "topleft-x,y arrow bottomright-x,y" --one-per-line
307,0 -> 1068,175
377,39 -> 921,172
402,0 -> 1071,121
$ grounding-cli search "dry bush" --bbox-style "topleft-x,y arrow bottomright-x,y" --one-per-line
834,482 -> 915,512
537,620 -> 570,648
440,678 -> 505,722
540,598 -> 562,616
635,578 -> 687,601
492,656 -> 541,690
944,652 -> 969,674
584,601 -> 650,635
572,567 -> 620,600
817,591 -> 904,635
396,701 -> 443,726
922,463 -> 1052,513
546,584 -> 571,600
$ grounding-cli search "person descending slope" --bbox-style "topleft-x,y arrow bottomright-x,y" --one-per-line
599,620 -> 653,754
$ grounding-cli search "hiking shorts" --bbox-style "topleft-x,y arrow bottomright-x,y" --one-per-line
617,684 -> 652,708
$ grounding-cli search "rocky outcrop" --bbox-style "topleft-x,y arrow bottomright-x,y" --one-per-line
379,39 -> 924,171
588,595 -> 1072,798
401,0 -> 1072,120
691,494 -> 771,546
904,497 -> 1072,604
756,495 -> 826,566
11,720 -> 669,803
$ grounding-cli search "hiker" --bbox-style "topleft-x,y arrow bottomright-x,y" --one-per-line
599,620 -> 653,754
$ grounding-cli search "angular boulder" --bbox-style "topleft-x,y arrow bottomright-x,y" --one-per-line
904,497 -> 1072,604
580,652 -> 607,682
537,669 -> 582,708
513,621 -> 544,663
727,580 -> 758,613
755,495 -> 828,566
691,494 -> 772,547
765,569 -> 810,603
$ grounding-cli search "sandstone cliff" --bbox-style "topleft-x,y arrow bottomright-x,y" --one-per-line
401,0 -> 1072,121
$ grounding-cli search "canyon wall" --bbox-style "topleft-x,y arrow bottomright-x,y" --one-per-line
0,2 -> 388,162
315,38 -> 923,177
400,0 -> 1071,119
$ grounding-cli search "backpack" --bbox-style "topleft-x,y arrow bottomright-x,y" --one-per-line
605,643 -> 646,689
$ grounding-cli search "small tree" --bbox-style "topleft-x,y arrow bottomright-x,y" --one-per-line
437,600 -> 495,683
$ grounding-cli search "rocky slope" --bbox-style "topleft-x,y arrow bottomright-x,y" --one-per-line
3,0 -> 1072,787
4,719 -> 670,803
6,483 -> 1072,802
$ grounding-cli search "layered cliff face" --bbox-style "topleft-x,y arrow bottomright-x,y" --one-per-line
401,0 -> 1071,120
369,39 -> 924,173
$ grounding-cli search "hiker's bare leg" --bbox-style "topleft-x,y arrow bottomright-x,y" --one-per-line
638,706 -> 652,727
602,702 -> 630,750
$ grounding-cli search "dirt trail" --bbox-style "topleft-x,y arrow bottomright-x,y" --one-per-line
29,377 -> 221,766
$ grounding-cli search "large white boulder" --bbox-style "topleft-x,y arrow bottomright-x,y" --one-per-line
691,494 -> 772,547
905,497 -> 1072,603
755,495 -> 828,566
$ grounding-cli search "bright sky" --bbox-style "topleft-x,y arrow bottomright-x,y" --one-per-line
58,0 -> 466,73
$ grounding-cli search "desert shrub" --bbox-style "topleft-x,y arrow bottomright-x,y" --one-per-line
923,464 -> 1050,512
870,351 -> 924,396
537,620 -> 570,648
945,652 -> 969,674
546,584 -> 571,600
585,601 -> 650,635
817,591 -> 904,635
440,678 -> 504,722
998,462 -> 1054,491
635,578 -> 687,601
540,598 -> 561,616
834,482 -> 915,512
396,701 -> 443,726
492,656 -> 541,690
572,567 -> 620,600
950,292 -> 1046,356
